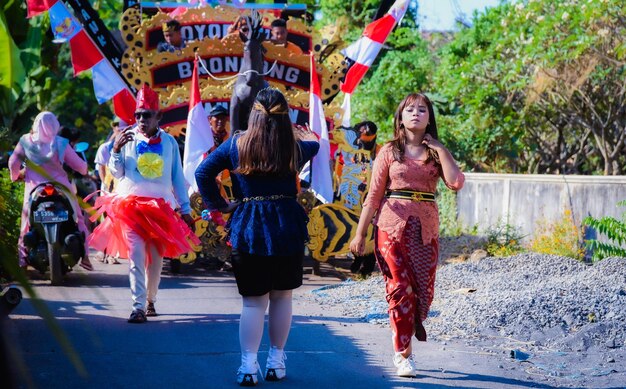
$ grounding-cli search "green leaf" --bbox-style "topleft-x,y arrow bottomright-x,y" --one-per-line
0,8 -> 25,90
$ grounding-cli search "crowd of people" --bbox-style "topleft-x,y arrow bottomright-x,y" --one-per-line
7,15 -> 466,388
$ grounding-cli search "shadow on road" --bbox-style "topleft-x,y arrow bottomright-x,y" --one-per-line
5,263 -> 601,389
7,299 -> 392,388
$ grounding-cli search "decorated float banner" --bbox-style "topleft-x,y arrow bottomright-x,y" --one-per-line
119,5 -> 344,134
144,21 -> 311,54
134,1 -> 311,52
152,56 -> 309,90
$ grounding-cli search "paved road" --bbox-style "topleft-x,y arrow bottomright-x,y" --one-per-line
4,258 -> 612,389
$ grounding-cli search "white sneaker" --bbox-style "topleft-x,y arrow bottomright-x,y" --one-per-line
237,353 -> 260,386
265,346 -> 287,381
393,352 -> 417,377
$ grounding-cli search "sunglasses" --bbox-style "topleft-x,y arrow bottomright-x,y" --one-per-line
134,111 -> 155,120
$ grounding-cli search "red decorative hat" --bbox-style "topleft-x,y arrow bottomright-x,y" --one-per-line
136,84 -> 160,111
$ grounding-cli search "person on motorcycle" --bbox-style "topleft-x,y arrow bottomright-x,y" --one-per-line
88,84 -> 198,324
8,111 -> 94,271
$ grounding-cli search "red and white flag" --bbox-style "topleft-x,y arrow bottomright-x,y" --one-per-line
308,54 -> 333,204
26,0 -> 57,18
340,0 -> 408,126
183,58 -> 214,192
92,59 -> 127,104
69,30 -> 104,76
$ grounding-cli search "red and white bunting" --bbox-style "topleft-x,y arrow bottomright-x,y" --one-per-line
26,0 -> 57,18
69,30 -> 104,76
91,59 -> 128,104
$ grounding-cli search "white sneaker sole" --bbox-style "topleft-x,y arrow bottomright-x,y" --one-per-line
397,368 -> 416,378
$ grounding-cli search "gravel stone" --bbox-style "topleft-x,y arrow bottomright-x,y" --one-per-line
310,254 -> 626,352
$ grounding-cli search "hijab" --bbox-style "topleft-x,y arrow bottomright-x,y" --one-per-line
23,111 -> 64,165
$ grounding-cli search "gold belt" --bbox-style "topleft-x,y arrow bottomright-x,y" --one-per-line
385,190 -> 436,202
242,194 -> 294,202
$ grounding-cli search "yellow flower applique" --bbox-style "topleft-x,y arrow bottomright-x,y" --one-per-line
137,152 -> 164,179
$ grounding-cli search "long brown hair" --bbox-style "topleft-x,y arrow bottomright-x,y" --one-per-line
390,93 -> 440,164
236,88 -> 297,176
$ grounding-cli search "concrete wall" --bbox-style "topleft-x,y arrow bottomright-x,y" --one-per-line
456,173 -> 626,240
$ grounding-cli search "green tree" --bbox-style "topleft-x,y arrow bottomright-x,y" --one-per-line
435,0 -> 626,174
0,1 -> 113,159
317,0 -> 381,32
352,29 -> 434,137
315,1 -> 430,137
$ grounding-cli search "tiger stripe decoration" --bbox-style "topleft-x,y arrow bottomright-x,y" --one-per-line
307,203 -> 375,262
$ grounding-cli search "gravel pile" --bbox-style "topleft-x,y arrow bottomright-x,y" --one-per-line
311,254 -> 626,352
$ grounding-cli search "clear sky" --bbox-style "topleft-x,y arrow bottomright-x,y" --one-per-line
417,0 -> 503,31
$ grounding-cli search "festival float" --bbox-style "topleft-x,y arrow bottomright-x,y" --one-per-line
31,0 -> 405,268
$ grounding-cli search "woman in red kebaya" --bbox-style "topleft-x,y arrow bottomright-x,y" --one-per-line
350,93 -> 464,377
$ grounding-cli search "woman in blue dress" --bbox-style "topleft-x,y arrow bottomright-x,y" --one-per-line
196,88 -> 319,386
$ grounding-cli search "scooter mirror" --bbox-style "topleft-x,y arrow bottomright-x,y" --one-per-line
75,142 -> 89,153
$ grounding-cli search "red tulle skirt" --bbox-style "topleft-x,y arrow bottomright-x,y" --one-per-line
88,194 -> 200,265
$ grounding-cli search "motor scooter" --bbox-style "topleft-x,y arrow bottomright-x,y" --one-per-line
0,286 -> 22,316
22,182 -> 85,285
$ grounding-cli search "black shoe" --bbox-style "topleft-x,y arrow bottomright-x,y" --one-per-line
238,374 -> 257,387
350,257 -> 363,274
146,302 -> 157,317
360,254 -> 376,276
168,258 -> 181,274
221,261 -> 233,272
128,309 -> 147,323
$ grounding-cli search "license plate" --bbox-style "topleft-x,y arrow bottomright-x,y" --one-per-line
34,210 -> 69,223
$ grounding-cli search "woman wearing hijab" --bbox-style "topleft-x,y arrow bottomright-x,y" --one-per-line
8,111 -> 93,271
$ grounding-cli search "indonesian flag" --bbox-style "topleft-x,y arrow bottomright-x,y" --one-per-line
340,0 -> 408,126
69,30 -> 104,76
183,58 -> 214,192
308,54 -> 333,204
26,0 -> 57,18
341,0 -> 408,94
92,59 -> 127,104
